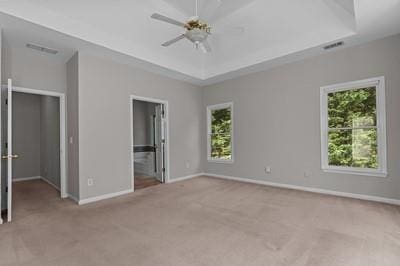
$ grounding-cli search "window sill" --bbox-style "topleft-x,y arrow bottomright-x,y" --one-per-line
208,159 -> 234,164
322,168 -> 387,178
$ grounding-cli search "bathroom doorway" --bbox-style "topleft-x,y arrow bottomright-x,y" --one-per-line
130,96 -> 169,190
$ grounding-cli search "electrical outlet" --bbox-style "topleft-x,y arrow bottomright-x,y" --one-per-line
186,162 -> 190,169
87,178 -> 94,186
69,136 -> 73,144
264,166 -> 272,174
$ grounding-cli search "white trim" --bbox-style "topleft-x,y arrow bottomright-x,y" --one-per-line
8,85 -> 68,198
7,79 -> 12,222
78,189 -> 133,205
40,177 -> 60,191
207,102 -> 234,164
130,95 -> 170,190
320,77 -> 387,177
205,173 -> 400,206
67,193 -> 79,203
167,173 -> 204,183
0,69 -> 2,226
12,176 -> 41,182
13,176 -> 60,191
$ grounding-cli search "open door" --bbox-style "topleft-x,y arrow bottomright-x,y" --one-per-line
1,79 -> 16,222
155,105 -> 165,183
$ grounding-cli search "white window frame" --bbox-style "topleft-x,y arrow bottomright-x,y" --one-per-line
320,76 -> 387,177
207,102 -> 234,164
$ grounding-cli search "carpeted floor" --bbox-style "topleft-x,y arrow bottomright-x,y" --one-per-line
1,176 -> 400,266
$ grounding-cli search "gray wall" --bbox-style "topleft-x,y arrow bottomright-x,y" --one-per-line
77,52 -> 203,200
66,52 -> 79,199
1,40 -> 67,197
203,34 -> 400,200
132,100 -> 158,146
40,95 -> 60,188
12,92 -> 41,179
1,41 -> 66,93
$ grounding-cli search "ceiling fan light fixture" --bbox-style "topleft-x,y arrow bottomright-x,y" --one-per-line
186,28 -> 209,44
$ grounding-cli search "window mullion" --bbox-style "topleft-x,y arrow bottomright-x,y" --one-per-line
328,126 -> 378,131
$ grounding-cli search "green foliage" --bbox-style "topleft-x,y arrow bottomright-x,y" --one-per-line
327,87 -> 378,168
211,108 -> 232,159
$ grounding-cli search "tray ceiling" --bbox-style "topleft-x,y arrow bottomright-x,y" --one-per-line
0,0 -> 399,85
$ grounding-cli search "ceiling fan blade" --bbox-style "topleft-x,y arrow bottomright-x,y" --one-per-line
201,40 -> 212,53
162,34 -> 186,47
151,13 -> 186,27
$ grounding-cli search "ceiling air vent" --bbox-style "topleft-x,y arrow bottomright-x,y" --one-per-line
323,41 -> 344,50
26,43 -> 58,55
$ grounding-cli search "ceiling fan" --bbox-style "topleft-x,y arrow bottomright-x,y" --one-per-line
151,0 -> 220,53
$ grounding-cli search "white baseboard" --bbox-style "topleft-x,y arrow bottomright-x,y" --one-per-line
13,176 -> 61,191
67,193 -> 79,203
78,173 -> 203,205
168,173 -> 205,183
205,173 -> 400,206
13,176 -> 41,182
41,177 -> 60,191
78,189 -> 133,205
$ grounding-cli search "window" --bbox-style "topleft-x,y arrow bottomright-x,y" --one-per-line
320,77 -> 387,177
207,102 -> 233,163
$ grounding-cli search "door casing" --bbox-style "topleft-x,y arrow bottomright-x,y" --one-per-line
0,84 -> 67,223
130,95 -> 170,190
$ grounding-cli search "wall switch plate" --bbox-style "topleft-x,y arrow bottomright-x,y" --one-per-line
87,178 -> 94,186
186,162 -> 190,169
69,137 -> 73,144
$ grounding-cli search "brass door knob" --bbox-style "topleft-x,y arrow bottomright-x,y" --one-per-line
1,155 -> 19,159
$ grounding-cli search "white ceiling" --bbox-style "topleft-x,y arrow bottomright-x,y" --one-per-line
0,0 -> 399,86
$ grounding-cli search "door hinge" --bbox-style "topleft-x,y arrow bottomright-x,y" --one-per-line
161,139 -> 165,144
5,99 -> 8,105
5,142 -> 8,149
6,186 -> 8,193
162,167 -> 166,172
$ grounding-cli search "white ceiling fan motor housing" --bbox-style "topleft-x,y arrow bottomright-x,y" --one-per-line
186,28 -> 209,44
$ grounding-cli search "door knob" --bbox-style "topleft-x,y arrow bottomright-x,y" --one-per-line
1,155 -> 19,159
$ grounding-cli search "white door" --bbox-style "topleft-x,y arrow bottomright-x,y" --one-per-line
155,105 -> 165,183
1,79 -> 15,222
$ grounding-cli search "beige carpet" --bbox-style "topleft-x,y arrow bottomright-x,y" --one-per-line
1,176 -> 400,266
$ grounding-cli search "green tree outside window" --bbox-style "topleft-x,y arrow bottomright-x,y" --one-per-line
327,87 -> 378,168
210,107 -> 232,160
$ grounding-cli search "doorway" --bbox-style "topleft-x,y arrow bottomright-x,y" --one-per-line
130,96 -> 169,190
1,82 -> 66,223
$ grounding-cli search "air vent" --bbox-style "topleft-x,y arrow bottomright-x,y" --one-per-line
26,43 -> 58,54
323,41 -> 344,50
